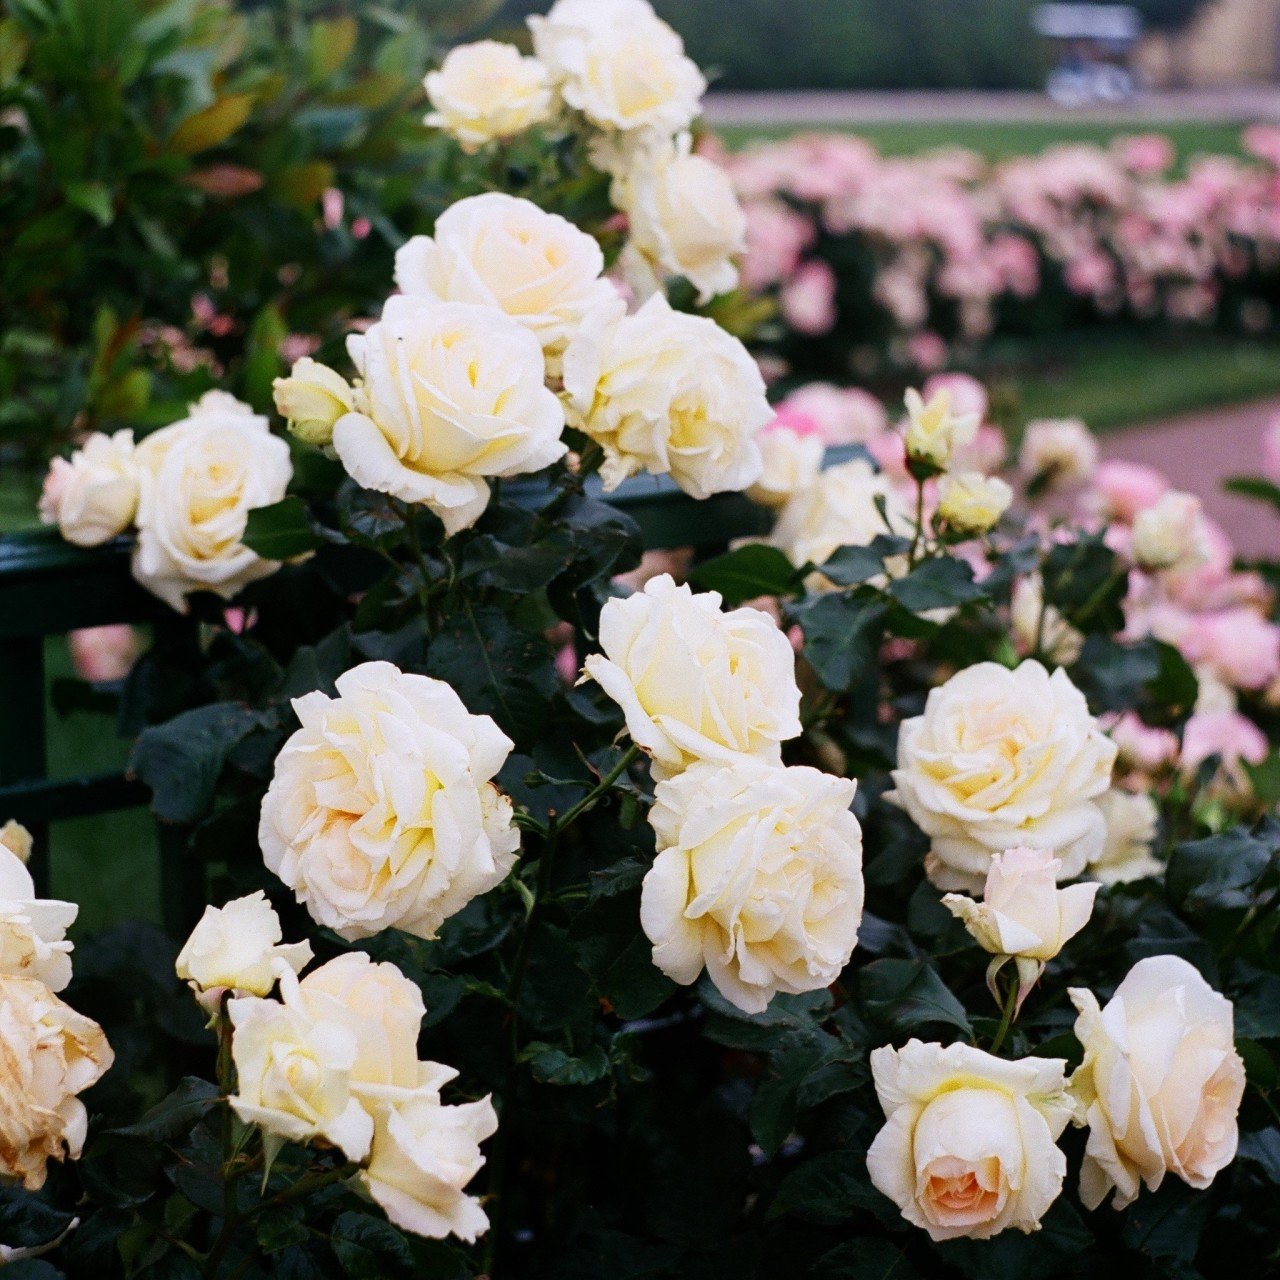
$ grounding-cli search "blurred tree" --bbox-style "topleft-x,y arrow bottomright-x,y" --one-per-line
1127,0 -> 1214,33
497,0 -> 1045,90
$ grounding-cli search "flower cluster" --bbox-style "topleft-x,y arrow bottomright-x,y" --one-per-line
179,899 -> 496,1241
725,128 -> 1280,370
0,824 -> 112,1191
39,391 -> 292,612
585,574 -> 864,1014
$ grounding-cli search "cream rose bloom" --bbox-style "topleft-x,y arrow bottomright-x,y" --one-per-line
132,392 -> 292,612
0,844 -> 77,993
175,892 -> 312,1003
583,574 -> 801,777
889,661 -> 1117,892
260,661 -> 520,941
0,821 -> 33,864
936,471 -> 1013,536
642,760 -> 863,1014
529,0 -> 705,141
1131,490 -> 1211,574
943,846 -> 1097,1007
903,387 -> 979,471
424,41 -> 552,152
394,193 -> 616,360
227,991 -> 374,1162
616,133 -> 747,304
767,457 -> 912,583
332,297 -> 567,536
746,426 -> 825,510
285,953 -> 432,1098
1018,418 -> 1098,489
1070,955 -> 1245,1210
0,975 -> 114,1190
39,429 -> 140,548
866,1040 -> 1075,1241
562,294 -> 768,497
360,1083 -> 498,1242
272,357 -> 356,447
1089,789 -> 1162,885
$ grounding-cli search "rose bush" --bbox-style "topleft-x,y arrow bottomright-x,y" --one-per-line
8,3 -> 1280,1278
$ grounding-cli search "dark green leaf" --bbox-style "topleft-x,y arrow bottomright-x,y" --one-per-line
110,1077 -> 219,1142
811,1238 -> 922,1279
690,543 -> 799,605
859,959 -> 972,1035
821,536 -> 911,588
887,557 -> 986,613
242,496 -> 323,560
330,1212 -> 413,1279
1166,828 -> 1274,909
1225,476 -> 1280,513
519,1042 -> 610,1086
793,590 -> 887,692
129,702 -> 265,823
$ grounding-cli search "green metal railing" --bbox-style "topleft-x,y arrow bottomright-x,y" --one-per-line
0,463 -> 790,924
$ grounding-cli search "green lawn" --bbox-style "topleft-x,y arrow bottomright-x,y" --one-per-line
717,117 -> 1249,163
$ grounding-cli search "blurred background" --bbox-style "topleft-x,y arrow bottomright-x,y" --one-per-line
2,0 -> 1279,929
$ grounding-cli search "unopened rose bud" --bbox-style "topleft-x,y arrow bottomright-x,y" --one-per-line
903,387 -> 979,472
272,357 -> 355,446
936,470 -> 1012,536
943,846 -> 1097,1011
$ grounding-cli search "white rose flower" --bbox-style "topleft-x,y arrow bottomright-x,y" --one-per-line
1089,789 -> 1162,885
285,952 -> 432,1097
746,426 -> 825,510
1018,418 -> 1098,489
132,393 -> 292,612
866,1040 -> 1075,1241
562,294 -> 768,497
1130,490 -> 1211,574
175,892 -> 312,1003
394,193 -> 616,360
333,297 -> 567,536
902,387 -> 979,471
616,133 -> 747,304
583,574 -> 801,777
272,357 -> 356,447
767,457 -> 912,584
1070,955 -> 1245,1209
227,992 -> 374,1162
424,41 -> 553,152
936,471 -> 1013,536
1010,572 -> 1084,665
0,821 -> 33,864
642,759 -> 863,1014
38,430 -> 140,547
360,1087 -> 498,1242
943,846 -> 1097,1008
889,660 -> 1117,892
0,975 -> 114,1190
529,0 -> 705,141
259,661 -> 520,941
0,843 -> 76,993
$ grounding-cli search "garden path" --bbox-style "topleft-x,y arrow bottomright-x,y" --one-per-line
1102,395 -> 1280,559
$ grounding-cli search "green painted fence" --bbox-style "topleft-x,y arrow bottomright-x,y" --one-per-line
0,462 -> 797,928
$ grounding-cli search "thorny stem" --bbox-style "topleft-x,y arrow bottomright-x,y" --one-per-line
988,971 -> 1021,1056
484,743 -> 642,1271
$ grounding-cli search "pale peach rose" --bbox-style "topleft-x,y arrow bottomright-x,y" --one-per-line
1071,956 -> 1244,1209
1089,789 -> 1162,885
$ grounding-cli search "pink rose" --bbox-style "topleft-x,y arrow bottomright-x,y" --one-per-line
1090,459 -> 1168,523
1184,609 -> 1280,691
780,259 -> 837,336
1114,133 -> 1174,176
69,625 -> 142,684
1104,711 -> 1179,773
1181,711 -> 1267,774
922,372 -> 988,423
778,384 -> 887,446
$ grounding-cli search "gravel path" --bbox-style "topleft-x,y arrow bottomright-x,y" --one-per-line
703,88 -> 1280,127
1102,396 -> 1280,559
